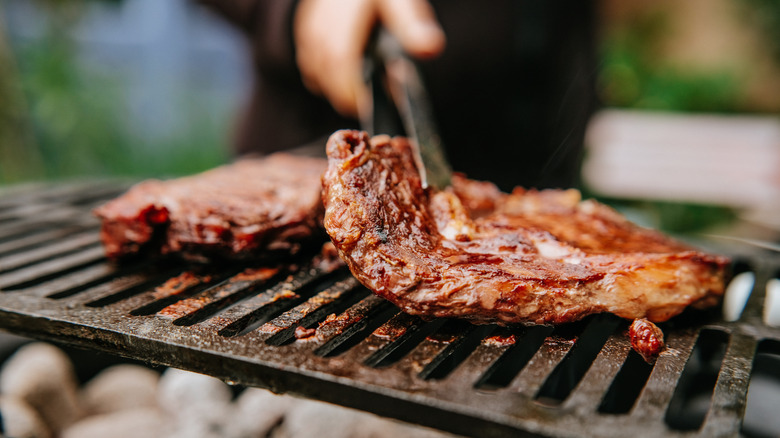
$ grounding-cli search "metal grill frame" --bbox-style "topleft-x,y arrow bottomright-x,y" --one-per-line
0,182 -> 778,438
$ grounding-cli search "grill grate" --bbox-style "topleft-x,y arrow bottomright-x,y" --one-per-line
1,182 -> 779,438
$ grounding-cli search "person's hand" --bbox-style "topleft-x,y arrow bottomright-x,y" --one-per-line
294,0 -> 445,118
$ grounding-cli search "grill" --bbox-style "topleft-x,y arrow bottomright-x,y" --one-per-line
1,182 -> 779,438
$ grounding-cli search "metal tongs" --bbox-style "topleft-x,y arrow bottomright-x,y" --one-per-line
360,30 -> 453,190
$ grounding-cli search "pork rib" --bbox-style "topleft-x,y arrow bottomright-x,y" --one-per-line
322,130 -> 729,325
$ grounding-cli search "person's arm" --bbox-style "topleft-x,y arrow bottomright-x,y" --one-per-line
293,0 -> 445,117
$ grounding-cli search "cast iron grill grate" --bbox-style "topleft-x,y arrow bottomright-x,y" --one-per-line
0,182 -> 779,438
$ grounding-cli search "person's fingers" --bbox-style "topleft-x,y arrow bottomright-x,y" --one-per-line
319,50 -> 367,118
377,0 -> 445,59
294,0 -> 374,117
294,0 -> 443,116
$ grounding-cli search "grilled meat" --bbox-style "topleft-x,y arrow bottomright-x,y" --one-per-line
629,319 -> 665,363
322,130 -> 729,326
94,154 -> 327,261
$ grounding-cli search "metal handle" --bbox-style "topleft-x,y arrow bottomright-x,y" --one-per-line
361,29 -> 452,189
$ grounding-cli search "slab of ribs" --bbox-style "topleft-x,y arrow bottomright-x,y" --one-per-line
321,130 -> 730,359
94,154 -> 327,262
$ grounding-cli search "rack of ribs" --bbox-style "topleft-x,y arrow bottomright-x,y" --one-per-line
95,154 -> 327,262
321,130 -> 729,338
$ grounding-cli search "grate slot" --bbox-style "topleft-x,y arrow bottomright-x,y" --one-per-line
0,190 -> 36,209
440,327 -> 519,386
475,325 -> 553,390
47,260 -> 182,305
562,329 -> 633,413
344,311 -> 428,366
0,233 -> 101,274
665,329 -> 729,432
0,183 -> 123,210
168,267 -> 285,326
505,324 -> 583,397
0,181 -> 116,206
0,225 -> 93,257
0,224 -> 58,245
363,316 -> 446,368
81,272 -> 184,308
739,265 -> 771,323
0,218 -> 85,244
389,319 -> 476,377
43,264 -> 126,299
65,187 -> 126,207
535,315 -> 622,406
314,295 -> 397,357
730,259 -> 753,277
46,262 -> 155,300
57,272 -> 168,304
700,333 -> 757,437
742,339 -> 780,438
0,211 -> 31,226
123,270 -> 237,315
598,350 -> 654,414
264,276 -> 364,346
0,246 -> 106,291
217,268 -> 343,337
630,328 -> 699,424
419,323 -> 496,380
0,184 -> 58,206
0,204 -> 74,224
0,202 -> 94,234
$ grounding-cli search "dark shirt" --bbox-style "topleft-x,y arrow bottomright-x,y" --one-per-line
200,0 -> 596,191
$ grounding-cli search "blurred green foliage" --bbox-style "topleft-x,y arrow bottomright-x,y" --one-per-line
739,0 -> 780,62
629,201 -> 736,234
650,201 -> 738,233
15,35 -> 228,181
577,180 -> 739,234
0,38 -> 41,182
597,10 -> 742,113
0,2 -> 228,185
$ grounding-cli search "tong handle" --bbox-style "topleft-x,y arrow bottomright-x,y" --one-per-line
361,30 -> 452,189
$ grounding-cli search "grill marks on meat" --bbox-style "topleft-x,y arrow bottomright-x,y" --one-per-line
322,130 -> 729,326
94,154 -> 327,261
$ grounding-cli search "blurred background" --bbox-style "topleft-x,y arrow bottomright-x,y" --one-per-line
588,0 -> 780,239
0,2 -> 779,436
0,0 -> 779,236
0,0 -> 248,182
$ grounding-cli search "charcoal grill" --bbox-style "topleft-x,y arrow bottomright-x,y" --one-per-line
0,182 -> 779,438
